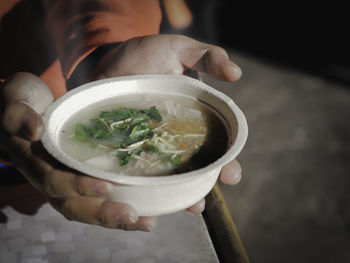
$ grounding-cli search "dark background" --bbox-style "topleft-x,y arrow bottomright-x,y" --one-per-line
162,1 -> 350,263
162,0 -> 350,85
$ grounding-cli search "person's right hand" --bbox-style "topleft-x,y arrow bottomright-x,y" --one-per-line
0,72 -> 157,231
90,34 -> 243,213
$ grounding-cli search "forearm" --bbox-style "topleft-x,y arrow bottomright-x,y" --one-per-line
43,0 -> 162,80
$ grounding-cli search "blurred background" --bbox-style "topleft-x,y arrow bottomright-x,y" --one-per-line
161,0 -> 350,262
1,1 -> 349,262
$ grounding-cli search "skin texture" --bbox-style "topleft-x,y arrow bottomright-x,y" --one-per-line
0,35 -> 242,231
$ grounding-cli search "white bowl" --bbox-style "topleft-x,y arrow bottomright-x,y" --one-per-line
41,74 -> 248,216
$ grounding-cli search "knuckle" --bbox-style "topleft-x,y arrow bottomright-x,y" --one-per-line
95,211 -> 110,227
42,170 -> 57,197
94,203 -> 125,229
42,169 -> 79,198
49,198 -> 75,222
94,206 -> 119,229
118,224 -> 133,231
73,176 -> 84,195
60,201 -> 75,221
211,46 -> 227,56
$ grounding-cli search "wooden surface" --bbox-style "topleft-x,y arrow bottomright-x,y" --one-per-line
204,183 -> 249,263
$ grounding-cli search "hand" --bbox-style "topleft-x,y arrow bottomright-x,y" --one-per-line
92,34 -> 242,82
0,72 -> 156,231
0,35 -> 242,230
91,34 -> 243,213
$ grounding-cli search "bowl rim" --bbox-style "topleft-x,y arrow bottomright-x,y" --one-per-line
41,74 -> 248,186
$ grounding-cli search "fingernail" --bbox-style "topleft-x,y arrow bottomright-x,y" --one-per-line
136,222 -> 155,232
225,61 -> 241,79
232,172 -> 242,184
197,200 -> 206,213
116,211 -> 138,225
229,62 -> 242,73
93,183 -> 113,195
20,115 -> 37,139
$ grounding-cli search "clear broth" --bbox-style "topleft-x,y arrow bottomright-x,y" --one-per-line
59,94 -> 228,176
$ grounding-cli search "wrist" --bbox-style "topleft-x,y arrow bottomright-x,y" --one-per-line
67,42 -> 121,90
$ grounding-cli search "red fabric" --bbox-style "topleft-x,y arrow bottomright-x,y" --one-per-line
0,0 -> 162,99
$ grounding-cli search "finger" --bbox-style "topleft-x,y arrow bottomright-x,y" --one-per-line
186,198 -> 206,214
219,159 -> 242,185
1,72 -> 53,141
1,100 -> 44,141
41,169 -> 79,198
46,173 -> 156,231
192,47 -> 241,82
121,216 -> 158,232
50,197 -> 139,229
42,168 -> 114,198
135,216 -> 158,232
2,72 -> 53,114
76,176 -> 114,196
202,48 -> 242,82
175,36 -> 242,81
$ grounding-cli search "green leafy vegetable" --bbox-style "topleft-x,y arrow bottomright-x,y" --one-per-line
99,107 -> 154,123
99,108 -> 133,122
116,152 -> 132,166
84,119 -> 113,139
75,124 -> 87,141
130,123 -> 152,140
129,115 -> 150,126
144,143 -> 159,153
170,155 -> 182,166
92,128 -> 113,139
117,136 -> 141,148
149,106 -> 162,122
74,106 -> 166,166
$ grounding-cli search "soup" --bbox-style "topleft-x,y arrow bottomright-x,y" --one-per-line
59,94 -> 228,176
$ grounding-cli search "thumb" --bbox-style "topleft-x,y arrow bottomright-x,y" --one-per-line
174,35 -> 242,81
1,72 -> 54,141
2,100 -> 44,141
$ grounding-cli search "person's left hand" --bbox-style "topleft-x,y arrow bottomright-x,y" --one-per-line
0,73 -> 156,231
90,34 -> 243,213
